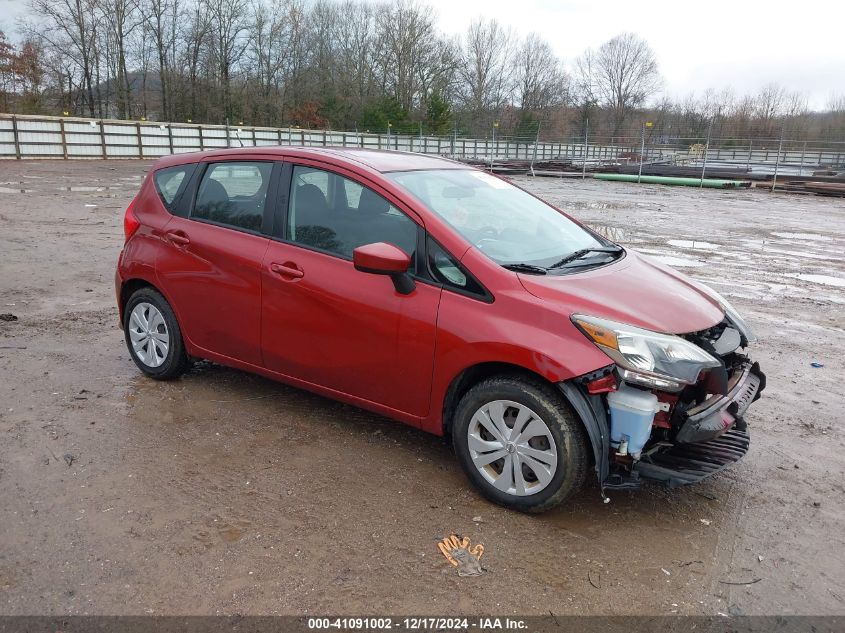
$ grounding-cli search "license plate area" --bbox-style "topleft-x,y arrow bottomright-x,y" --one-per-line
733,372 -> 761,417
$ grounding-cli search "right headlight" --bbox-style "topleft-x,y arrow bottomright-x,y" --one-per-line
572,314 -> 722,390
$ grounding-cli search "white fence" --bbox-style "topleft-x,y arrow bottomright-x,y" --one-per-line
2,114 -> 844,169
0,113 -> 635,162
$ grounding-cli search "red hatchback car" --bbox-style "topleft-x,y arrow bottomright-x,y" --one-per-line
116,147 -> 765,512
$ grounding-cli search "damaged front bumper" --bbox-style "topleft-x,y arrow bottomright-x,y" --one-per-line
675,360 -> 766,444
559,355 -> 766,495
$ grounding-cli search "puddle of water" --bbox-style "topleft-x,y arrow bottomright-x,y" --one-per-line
785,273 -> 845,288
771,232 -> 833,242
61,186 -> 124,192
667,239 -> 720,250
646,254 -> 706,268
0,187 -> 35,194
765,248 -> 845,262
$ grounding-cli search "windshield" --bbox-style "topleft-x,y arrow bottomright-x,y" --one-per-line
387,169 -> 612,269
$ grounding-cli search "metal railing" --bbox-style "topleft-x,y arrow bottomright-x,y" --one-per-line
2,114 -> 844,177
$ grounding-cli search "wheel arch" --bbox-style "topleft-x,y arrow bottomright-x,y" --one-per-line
440,361 -> 603,475
118,277 -> 184,338
441,362 -> 556,436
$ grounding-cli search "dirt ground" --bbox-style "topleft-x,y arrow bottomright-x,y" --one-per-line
1,160 -> 843,616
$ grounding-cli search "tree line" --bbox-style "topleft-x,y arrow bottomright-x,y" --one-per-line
2,0 -> 844,144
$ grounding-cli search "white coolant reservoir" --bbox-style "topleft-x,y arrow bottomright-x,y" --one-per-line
607,385 -> 660,459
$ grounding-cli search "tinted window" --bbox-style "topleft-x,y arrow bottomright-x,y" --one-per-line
427,238 -> 487,297
288,166 -> 417,259
154,165 -> 191,211
193,162 -> 272,232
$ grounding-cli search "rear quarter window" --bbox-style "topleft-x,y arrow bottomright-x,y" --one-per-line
153,165 -> 194,212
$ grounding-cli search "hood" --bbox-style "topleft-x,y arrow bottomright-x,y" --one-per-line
518,249 -> 725,334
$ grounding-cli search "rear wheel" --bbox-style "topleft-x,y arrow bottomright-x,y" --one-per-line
123,287 -> 189,380
452,375 -> 588,513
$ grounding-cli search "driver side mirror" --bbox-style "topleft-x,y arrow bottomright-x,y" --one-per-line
352,242 -> 416,295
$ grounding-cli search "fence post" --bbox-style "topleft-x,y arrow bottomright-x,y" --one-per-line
772,127 -> 785,193
225,119 -> 231,148
198,125 -> 205,151
99,120 -> 107,158
60,117 -> 68,159
799,140 -> 807,176
167,124 -> 174,154
700,115 -> 715,187
11,115 -> 21,159
582,120 -> 589,180
135,121 -> 142,158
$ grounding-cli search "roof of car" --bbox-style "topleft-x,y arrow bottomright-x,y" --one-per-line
155,146 -> 469,173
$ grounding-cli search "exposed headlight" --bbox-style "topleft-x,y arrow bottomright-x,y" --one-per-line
707,289 -> 757,345
680,278 -> 757,346
572,314 -> 722,390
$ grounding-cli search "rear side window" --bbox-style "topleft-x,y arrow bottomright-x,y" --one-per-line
153,165 -> 192,212
192,162 -> 273,233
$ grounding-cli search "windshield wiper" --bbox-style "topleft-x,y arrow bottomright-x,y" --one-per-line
502,263 -> 548,275
548,246 -> 623,269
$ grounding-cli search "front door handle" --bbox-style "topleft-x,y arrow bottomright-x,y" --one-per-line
270,262 -> 304,279
166,230 -> 190,246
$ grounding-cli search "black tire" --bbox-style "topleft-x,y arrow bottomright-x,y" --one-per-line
452,375 -> 589,513
123,287 -> 190,380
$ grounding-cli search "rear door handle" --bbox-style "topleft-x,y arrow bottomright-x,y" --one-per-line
166,231 -> 190,246
270,262 -> 304,279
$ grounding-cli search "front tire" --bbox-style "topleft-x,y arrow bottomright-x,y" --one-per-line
452,375 -> 589,513
123,287 -> 189,380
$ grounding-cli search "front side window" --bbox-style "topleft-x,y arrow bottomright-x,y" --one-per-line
287,165 -> 418,260
388,169 -> 613,270
192,162 -> 273,232
427,238 -> 487,298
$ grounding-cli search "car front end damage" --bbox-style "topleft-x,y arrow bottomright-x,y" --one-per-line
560,313 -> 766,494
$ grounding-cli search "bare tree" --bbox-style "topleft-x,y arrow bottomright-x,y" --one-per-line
101,0 -> 142,118
141,0 -> 182,120
512,32 -> 567,113
204,0 -> 247,120
458,18 -> 514,129
373,0 -> 454,114
582,32 -> 661,136
27,0 -> 103,116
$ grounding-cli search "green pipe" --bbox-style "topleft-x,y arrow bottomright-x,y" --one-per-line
593,173 -> 750,188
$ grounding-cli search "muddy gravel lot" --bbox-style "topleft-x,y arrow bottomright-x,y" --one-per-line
1,161 -> 844,616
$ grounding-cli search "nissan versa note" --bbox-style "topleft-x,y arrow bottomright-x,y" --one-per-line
116,147 -> 765,512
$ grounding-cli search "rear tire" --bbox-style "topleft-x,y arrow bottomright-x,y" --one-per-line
452,375 -> 588,513
123,287 -> 190,380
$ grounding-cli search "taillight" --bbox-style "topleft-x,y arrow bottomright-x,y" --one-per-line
123,197 -> 140,242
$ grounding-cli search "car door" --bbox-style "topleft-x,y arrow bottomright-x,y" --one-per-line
260,162 -> 441,419
156,159 -> 279,366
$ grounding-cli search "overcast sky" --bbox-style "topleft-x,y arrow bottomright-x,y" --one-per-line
2,0 -> 841,110
433,0 -> 843,110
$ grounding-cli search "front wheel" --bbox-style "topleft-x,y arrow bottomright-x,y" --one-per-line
452,375 -> 589,513
123,287 -> 190,380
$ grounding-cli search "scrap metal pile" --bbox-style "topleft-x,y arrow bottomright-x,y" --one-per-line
457,158 -> 845,196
